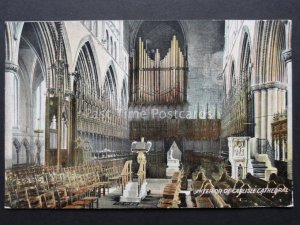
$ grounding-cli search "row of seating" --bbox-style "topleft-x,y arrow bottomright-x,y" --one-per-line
213,172 -> 267,208
191,171 -> 231,208
157,170 -> 183,208
212,172 -> 292,207
244,173 -> 292,206
5,160 -> 125,209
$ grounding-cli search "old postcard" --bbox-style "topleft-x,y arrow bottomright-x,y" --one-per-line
4,20 -> 293,208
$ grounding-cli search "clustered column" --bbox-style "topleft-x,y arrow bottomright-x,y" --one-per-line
5,61 -> 19,169
282,48 -> 292,180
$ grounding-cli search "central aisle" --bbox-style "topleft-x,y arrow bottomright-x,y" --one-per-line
95,179 -> 195,209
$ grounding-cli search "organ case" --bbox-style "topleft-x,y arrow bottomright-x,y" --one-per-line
130,35 -> 188,105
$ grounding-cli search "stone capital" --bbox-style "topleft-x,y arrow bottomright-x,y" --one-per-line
251,82 -> 287,91
282,48 -> 292,63
5,61 -> 19,73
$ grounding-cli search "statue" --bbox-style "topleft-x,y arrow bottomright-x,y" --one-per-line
166,141 -> 181,177
168,148 -> 175,160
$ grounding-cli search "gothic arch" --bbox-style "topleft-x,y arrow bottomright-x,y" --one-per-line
15,22 -> 70,90
74,41 -> 101,98
102,63 -> 118,109
254,20 -> 286,84
20,138 -> 31,164
130,21 -> 188,57
238,26 -> 252,86
13,138 -> 21,152
72,35 -> 101,75
22,138 -> 30,151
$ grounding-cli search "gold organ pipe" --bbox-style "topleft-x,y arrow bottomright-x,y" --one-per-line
141,41 -> 144,102
180,49 -> 183,102
176,42 -> 179,102
168,50 -> 170,103
151,58 -> 154,102
145,49 -> 147,102
147,53 -> 150,102
163,55 -> 166,103
144,48 -> 146,102
147,54 -> 149,103
142,42 -> 145,102
157,50 -> 160,103
138,38 -> 142,102
148,55 -> 150,103
172,36 -> 176,101
156,49 -> 160,103
160,55 -> 165,101
144,49 -> 146,103
134,36 -> 186,104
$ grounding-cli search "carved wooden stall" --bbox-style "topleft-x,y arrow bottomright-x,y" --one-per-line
272,112 -> 288,177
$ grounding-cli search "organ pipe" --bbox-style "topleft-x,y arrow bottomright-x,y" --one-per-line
130,35 -> 187,105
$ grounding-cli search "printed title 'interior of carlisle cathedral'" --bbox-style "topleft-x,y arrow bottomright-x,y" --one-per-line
4,20 -> 293,209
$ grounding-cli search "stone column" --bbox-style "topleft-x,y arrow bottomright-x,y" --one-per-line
260,89 -> 267,144
281,89 -> 287,112
282,48 -> 292,180
5,62 -> 19,169
277,89 -> 282,113
267,88 -> 278,144
282,138 -> 286,161
254,90 -> 261,138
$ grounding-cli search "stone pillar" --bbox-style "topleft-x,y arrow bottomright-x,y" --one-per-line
5,62 -> 19,169
282,139 -> 286,161
282,48 -> 292,180
281,89 -> 287,112
267,88 -> 278,144
260,89 -> 267,143
254,90 -> 261,138
277,89 -> 282,113
274,139 -> 278,160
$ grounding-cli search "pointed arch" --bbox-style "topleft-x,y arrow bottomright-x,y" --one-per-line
239,26 -> 252,86
102,62 -> 118,109
254,20 -> 286,84
74,40 -> 101,98
22,138 -> 30,151
13,138 -> 21,152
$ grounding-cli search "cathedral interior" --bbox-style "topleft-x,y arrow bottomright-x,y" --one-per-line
4,20 -> 293,208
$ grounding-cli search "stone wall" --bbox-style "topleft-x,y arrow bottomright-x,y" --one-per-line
184,20 -> 225,117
